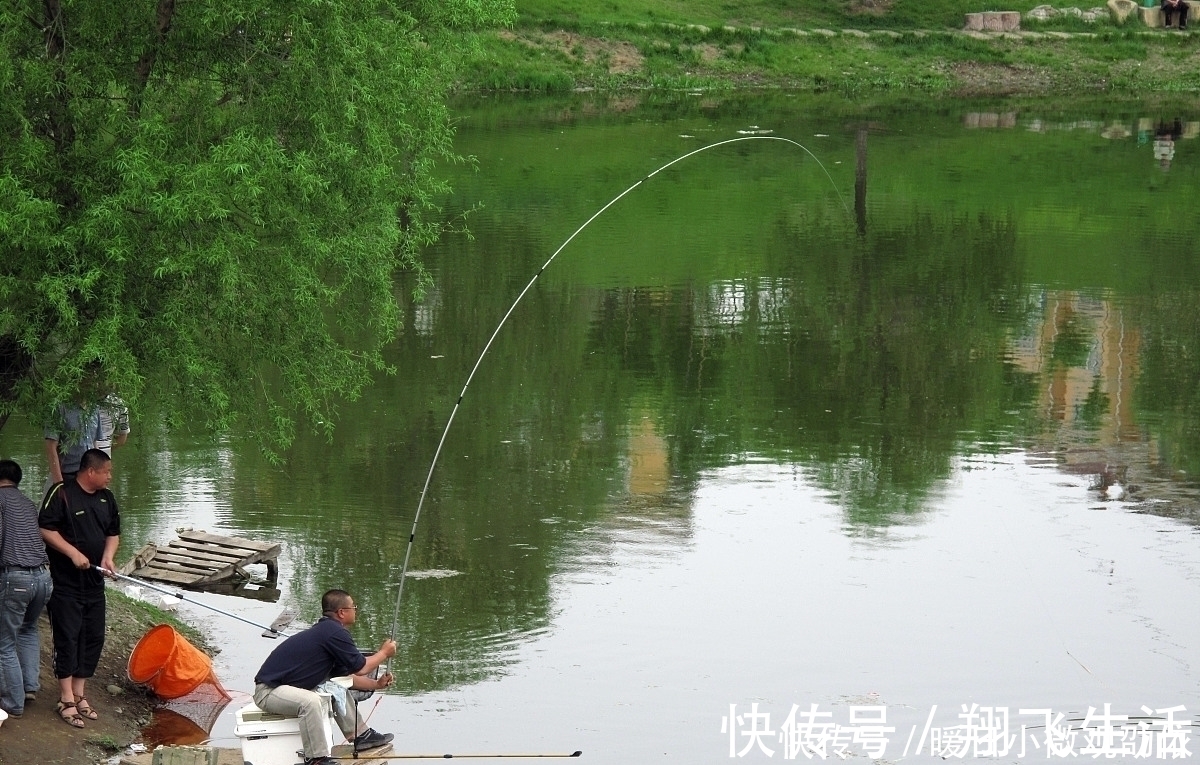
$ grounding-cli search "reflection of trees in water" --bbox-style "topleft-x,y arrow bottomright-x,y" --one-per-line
1127,290 -> 1200,521
1007,289 -> 1200,527
585,209 -> 1030,527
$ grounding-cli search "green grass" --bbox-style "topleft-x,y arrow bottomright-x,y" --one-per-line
85,735 -> 122,753
516,0 -> 1073,30
450,0 -> 1200,95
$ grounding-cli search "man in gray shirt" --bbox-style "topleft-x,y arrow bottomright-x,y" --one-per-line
44,403 -> 104,485
0,459 -> 52,718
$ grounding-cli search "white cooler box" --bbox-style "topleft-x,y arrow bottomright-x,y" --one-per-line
235,693 -> 335,765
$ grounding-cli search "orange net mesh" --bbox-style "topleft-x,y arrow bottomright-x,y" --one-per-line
128,624 -> 228,701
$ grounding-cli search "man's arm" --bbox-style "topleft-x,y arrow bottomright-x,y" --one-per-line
44,438 -> 63,484
349,638 -> 398,690
349,671 -> 393,691
41,528 -> 90,569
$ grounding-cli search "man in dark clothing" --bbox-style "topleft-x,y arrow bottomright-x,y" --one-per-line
1162,0 -> 1188,28
253,589 -> 396,765
0,459 -> 52,718
39,449 -> 119,729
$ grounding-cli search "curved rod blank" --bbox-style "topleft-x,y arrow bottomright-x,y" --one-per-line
386,136 -> 848,651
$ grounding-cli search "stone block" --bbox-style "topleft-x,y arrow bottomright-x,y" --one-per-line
151,747 -> 219,765
1104,0 -> 1132,22
1138,5 -> 1164,25
972,11 -> 1022,31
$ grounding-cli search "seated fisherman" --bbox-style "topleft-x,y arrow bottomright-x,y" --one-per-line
253,589 -> 397,765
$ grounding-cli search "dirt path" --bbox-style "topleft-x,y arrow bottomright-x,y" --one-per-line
0,596 -> 180,765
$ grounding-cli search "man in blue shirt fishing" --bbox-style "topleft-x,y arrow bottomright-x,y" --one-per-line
253,589 -> 396,765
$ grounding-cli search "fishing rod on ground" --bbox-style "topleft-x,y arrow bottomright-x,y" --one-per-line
94,566 -> 294,638
385,135 -> 849,651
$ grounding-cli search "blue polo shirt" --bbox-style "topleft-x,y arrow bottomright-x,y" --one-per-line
254,617 -> 366,690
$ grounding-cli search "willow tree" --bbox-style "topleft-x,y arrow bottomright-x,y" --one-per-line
0,0 -> 512,444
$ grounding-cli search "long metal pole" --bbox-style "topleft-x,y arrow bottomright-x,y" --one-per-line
96,566 -> 284,637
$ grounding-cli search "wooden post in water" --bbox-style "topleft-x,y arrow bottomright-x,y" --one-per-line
855,127 -> 868,236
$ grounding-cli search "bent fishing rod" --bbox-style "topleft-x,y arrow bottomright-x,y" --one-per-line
95,566 -> 291,638
386,135 -> 849,649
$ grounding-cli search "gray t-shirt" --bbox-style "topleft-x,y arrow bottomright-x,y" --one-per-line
45,404 -> 104,475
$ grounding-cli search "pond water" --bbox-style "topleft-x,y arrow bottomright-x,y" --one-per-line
4,92 -> 1200,762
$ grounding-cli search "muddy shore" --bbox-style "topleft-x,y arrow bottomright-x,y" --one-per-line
0,591 -> 208,765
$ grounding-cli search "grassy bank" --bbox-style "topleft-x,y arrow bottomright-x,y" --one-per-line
454,1 -> 1200,95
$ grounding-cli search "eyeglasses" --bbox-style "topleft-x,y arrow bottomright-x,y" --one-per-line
340,605 -> 358,611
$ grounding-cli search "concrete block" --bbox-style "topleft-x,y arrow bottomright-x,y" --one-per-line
1138,5 -> 1164,25
1104,0 -> 1132,21
972,11 -> 1022,31
151,746 -> 219,765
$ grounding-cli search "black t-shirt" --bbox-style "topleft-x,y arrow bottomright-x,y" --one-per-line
255,617 -> 367,690
38,478 -> 120,591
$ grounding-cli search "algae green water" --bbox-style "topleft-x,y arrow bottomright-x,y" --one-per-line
3,93 -> 1200,761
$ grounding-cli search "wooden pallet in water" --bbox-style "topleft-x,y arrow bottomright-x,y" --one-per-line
119,530 -> 281,590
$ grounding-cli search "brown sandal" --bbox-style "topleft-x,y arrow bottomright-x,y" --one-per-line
75,696 -> 99,720
56,700 -> 86,728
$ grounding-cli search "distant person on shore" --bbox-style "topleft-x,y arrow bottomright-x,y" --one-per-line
1162,0 -> 1188,28
253,589 -> 396,765
1154,119 -> 1182,171
39,449 -> 120,729
0,459 -> 52,719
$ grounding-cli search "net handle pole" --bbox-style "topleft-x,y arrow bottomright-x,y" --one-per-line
95,567 -> 283,635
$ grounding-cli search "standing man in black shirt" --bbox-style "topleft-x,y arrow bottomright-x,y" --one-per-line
39,449 -> 119,729
253,589 -> 396,765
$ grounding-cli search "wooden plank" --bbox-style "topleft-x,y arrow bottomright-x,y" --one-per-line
178,530 -> 277,554
140,559 -> 216,576
133,566 -> 204,585
193,557 -> 252,585
150,551 -> 228,571
168,537 -> 261,557
167,540 -> 260,562
119,543 -> 157,576
162,542 -> 246,564
192,549 -> 280,585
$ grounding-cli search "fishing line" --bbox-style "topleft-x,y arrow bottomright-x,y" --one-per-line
386,135 -> 850,649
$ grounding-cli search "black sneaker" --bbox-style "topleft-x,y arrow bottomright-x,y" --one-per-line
304,758 -> 335,765
354,728 -> 395,751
